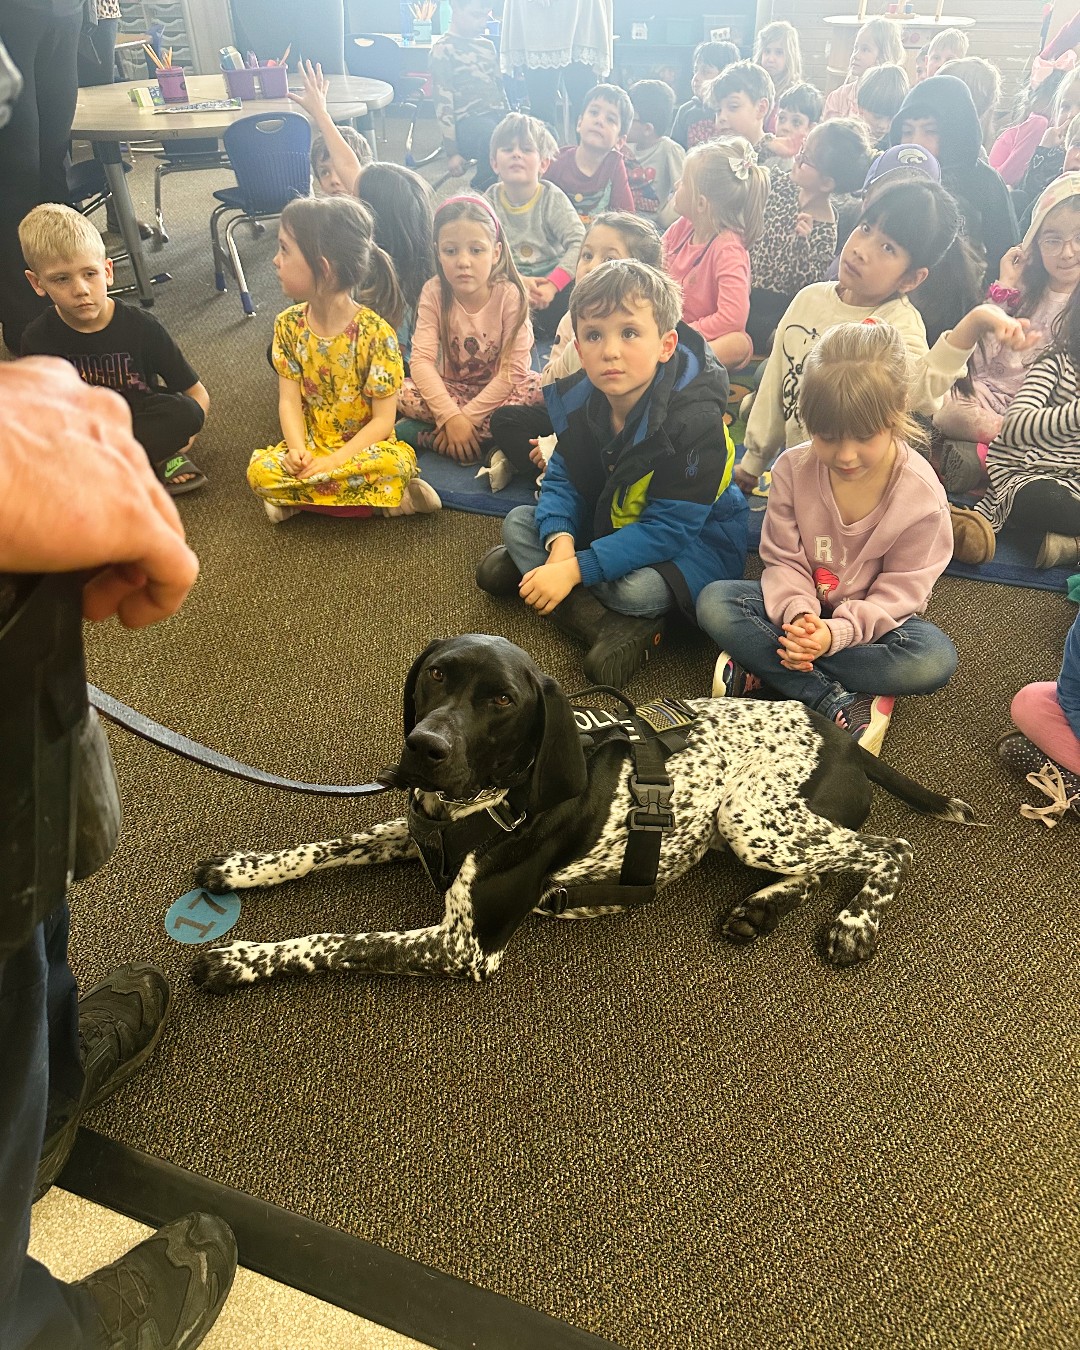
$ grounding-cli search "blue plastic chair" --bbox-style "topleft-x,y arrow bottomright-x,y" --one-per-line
210,112 -> 312,317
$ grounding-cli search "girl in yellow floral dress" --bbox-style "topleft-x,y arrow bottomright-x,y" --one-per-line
247,196 -> 441,522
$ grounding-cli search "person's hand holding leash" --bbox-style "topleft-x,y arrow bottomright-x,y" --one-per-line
0,359 -> 197,627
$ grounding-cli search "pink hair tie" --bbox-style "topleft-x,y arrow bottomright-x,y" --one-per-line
437,193 -> 502,236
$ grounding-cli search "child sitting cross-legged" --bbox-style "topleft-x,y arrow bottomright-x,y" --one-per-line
748,118 -> 876,354
624,79 -> 685,228
20,203 -> 209,496
485,112 -> 585,339
697,321 -> 958,757
397,195 -> 542,463
247,196 -> 437,523
544,82 -> 635,224
476,258 -> 749,690
663,138 -> 769,370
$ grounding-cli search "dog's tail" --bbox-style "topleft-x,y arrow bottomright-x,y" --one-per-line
857,747 -> 978,824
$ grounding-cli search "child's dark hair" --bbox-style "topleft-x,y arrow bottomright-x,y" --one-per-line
356,162 -> 435,317
857,178 -> 982,345
570,258 -> 683,336
706,59 -> 775,111
582,83 -> 635,137
629,79 -> 676,136
310,126 -> 372,178
586,210 -> 663,267
1020,188 -> 1080,322
692,40 -> 739,75
280,196 -> 404,329
432,195 -> 529,372
812,118 -> 877,194
856,63 -> 909,119
778,81 -> 823,124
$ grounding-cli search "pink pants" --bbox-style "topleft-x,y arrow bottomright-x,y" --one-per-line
933,387 -> 1005,446
398,373 -> 544,445
1011,681 -> 1080,775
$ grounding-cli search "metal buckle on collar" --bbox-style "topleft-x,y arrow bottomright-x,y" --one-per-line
486,801 -> 527,832
626,775 -> 675,832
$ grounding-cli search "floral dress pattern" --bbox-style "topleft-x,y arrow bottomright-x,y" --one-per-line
247,304 -> 417,509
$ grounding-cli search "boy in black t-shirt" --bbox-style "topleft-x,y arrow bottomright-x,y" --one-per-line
18,203 -> 210,495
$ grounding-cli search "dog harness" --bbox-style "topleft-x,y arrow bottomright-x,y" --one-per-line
408,692 -> 697,909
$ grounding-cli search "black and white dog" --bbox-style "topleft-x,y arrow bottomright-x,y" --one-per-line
190,634 -> 974,992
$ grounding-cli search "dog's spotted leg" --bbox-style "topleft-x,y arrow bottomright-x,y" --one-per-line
191,857 -> 502,991
823,837 -> 913,966
722,873 -> 819,945
193,818 -> 416,894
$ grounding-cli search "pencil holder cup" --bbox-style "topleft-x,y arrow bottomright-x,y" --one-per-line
413,19 -> 432,42
223,65 -> 289,100
156,66 -> 188,102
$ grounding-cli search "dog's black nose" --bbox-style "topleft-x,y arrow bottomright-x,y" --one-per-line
405,727 -> 452,764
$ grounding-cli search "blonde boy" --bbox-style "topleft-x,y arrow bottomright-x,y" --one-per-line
19,203 -> 209,495
485,112 -> 585,337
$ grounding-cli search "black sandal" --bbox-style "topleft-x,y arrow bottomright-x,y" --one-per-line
156,454 -> 208,496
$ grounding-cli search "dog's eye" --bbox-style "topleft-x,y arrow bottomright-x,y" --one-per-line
493,694 -> 513,707
429,667 -> 444,682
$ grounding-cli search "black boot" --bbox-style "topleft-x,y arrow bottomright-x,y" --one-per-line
550,589 -> 665,688
548,586 -> 611,644
475,545 -> 523,596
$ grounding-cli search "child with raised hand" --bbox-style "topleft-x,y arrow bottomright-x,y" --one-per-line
544,82 -> 635,223
698,321 -> 958,756
998,607 -> 1080,825
246,197 -> 437,523
737,177 -> 1034,546
19,203 -> 209,497
485,112 -> 585,339
935,175 -> 1080,494
754,20 -> 802,130
477,259 -> 748,690
774,82 -> 824,159
673,40 -> 739,149
925,27 -> 968,79
397,195 -> 541,463
487,212 -> 664,484
855,64 -> 909,148
356,162 -> 436,361
974,245 -> 1080,570
748,118 -> 876,354
311,126 -> 372,197
624,79 -> 685,226
289,59 -> 368,197
663,138 -> 768,370
823,17 -> 905,122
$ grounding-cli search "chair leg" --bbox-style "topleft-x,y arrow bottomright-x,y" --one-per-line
224,213 -> 256,316
210,204 -> 232,292
152,163 -> 170,245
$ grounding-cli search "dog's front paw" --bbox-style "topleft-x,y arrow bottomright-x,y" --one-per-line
190,942 -> 264,993
720,899 -> 780,945
823,908 -> 880,966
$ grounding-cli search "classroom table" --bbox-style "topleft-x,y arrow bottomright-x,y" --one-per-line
71,72 -> 393,305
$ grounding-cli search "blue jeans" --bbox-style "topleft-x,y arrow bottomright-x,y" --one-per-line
695,579 -> 957,720
502,505 -> 673,618
0,903 -> 97,1349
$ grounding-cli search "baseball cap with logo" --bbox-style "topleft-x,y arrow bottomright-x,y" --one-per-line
1023,171 -> 1080,250
862,143 -> 942,191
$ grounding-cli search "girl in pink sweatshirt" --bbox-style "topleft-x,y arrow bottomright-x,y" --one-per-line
696,320 -> 957,756
662,138 -> 768,371
398,195 -> 543,462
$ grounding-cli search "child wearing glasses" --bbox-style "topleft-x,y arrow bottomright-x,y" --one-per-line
748,118 -> 876,354
934,176 -> 1080,494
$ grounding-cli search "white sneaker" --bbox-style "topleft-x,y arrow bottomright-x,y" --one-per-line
263,501 -> 300,524
382,478 -> 442,516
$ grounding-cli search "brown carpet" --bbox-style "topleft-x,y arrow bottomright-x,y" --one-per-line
67,141 -> 1080,1349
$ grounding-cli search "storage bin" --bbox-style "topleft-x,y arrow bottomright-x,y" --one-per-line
222,65 -> 289,101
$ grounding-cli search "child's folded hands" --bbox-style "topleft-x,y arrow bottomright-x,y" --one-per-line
778,612 -> 831,671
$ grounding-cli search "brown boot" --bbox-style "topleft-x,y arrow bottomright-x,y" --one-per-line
1035,531 -> 1080,570
950,505 -> 996,565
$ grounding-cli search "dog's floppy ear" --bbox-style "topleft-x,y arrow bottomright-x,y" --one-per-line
402,639 -> 445,737
528,673 -> 589,815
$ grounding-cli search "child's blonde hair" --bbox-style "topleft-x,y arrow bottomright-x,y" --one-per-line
19,203 -> 106,272
489,111 -> 559,164
1053,68 -> 1080,125
936,56 -> 1001,147
1067,112 -> 1080,153
683,138 -> 770,251
432,195 -> 529,372
927,27 -> 968,65
853,18 -> 904,72
799,322 -> 923,447
584,211 -> 663,268
754,21 -> 802,96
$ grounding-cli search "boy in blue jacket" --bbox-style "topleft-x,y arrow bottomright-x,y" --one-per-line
476,258 -> 748,688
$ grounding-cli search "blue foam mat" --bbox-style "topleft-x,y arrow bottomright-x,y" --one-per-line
409,433 -> 1072,594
